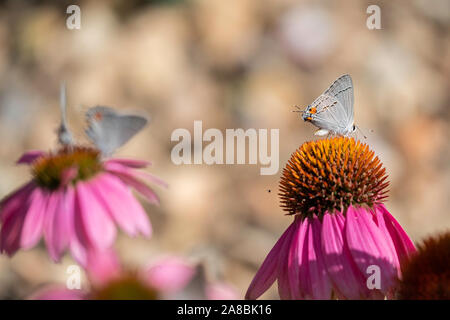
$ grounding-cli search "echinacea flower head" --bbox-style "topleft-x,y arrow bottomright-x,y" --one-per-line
246,137 -> 416,300
397,232 -> 450,300
0,144 -> 165,266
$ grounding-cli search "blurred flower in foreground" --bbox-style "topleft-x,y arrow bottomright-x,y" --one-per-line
0,99 -> 166,266
32,252 -> 238,300
397,232 -> 450,300
246,137 -> 416,300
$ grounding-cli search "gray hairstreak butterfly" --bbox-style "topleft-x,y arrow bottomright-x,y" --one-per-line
85,106 -> 148,156
57,81 -> 74,146
295,74 -> 357,136
56,84 -> 148,155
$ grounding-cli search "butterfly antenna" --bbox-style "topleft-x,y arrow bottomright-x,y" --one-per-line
60,81 -> 66,121
292,105 -> 305,113
356,125 -> 367,139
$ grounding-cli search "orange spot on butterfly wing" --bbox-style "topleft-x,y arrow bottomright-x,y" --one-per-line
93,112 -> 103,121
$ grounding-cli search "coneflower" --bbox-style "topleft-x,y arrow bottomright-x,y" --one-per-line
0,90 -> 166,266
397,232 -> 450,300
0,146 -> 165,266
246,137 -> 416,300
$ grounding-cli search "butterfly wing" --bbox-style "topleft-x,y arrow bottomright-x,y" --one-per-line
57,81 -> 74,146
86,106 -> 147,156
308,94 -> 350,134
323,74 -> 354,127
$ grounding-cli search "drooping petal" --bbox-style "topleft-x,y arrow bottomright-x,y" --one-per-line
0,182 -> 36,222
69,233 -> 88,267
133,171 -> 168,189
277,221 -> 298,300
288,217 -> 308,299
345,205 -> 398,295
0,183 -> 38,255
20,188 -> 48,249
0,201 -> 29,255
105,158 -> 151,169
73,181 -> 116,251
92,173 -> 152,237
372,206 -> 401,276
105,162 -> 159,204
378,204 -> 416,265
44,188 -> 74,261
322,211 -> 368,299
105,161 -> 167,189
143,257 -> 195,294
42,191 -> 62,261
16,150 -> 44,165
245,221 -> 296,300
89,174 -> 144,237
306,217 -> 332,299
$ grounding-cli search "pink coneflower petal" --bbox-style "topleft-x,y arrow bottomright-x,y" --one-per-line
378,204 -> 416,263
89,173 -> 152,237
30,286 -> 85,300
42,192 -> 61,261
134,171 -> 168,189
277,221 -> 298,300
105,158 -> 151,169
20,188 -> 47,249
105,163 -> 160,205
16,150 -> 44,165
85,248 -> 122,287
90,174 -> 140,236
205,283 -> 239,300
0,203 -> 28,255
373,207 -> 401,276
306,217 -> 332,299
74,181 -> 116,250
144,257 -> 196,293
0,182 -> 36,223
345,206 -> 397,295
245,221 -> 296,300
70,233 -> 88,267
288,217 -> 308,299
0,184 -> 37,255
44,189 -> 74,261
321,212 -> 368,299
61,167 -> 78,186
122,189 -> 152,237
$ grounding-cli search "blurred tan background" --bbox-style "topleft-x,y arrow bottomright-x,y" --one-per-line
0,0 -> 449,299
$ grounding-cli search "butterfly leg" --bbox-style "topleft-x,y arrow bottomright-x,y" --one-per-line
314,129 -> 330,136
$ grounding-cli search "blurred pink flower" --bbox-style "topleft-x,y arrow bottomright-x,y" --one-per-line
143,256 -> 239,300
32,253 -> 238,300
29,286 -> 86,300
246,138 -> 416,300
0,146 -> 166,266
